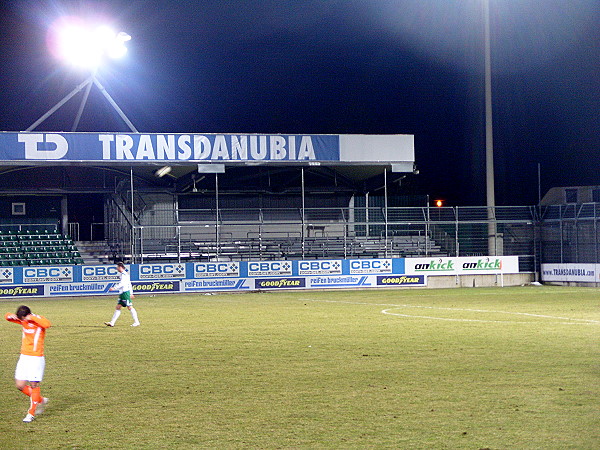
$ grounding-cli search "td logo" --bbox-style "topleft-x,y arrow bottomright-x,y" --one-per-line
19,133 -> 69,160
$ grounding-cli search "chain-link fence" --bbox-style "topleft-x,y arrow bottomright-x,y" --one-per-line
93,193 -> 600,275
104,195 -> 540,269
540,204 -> 600,263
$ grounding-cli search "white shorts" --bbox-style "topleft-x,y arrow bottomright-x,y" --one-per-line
15,355 -> 46,382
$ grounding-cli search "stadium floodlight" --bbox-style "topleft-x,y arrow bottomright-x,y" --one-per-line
48,17 -> 131,69
27,17 -> 137,132
154,166 -> 172,178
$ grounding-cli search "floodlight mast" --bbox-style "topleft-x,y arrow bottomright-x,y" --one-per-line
71,71 -> 95,131
483,0 -> 497,256
26,23 -> 137,133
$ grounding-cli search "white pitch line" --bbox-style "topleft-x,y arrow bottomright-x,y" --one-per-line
299,297 -> 600,325
382,309 -> 528,323
381,308 -> 600,324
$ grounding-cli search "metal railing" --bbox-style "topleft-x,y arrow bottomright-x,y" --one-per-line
0,223 -> 60,234
8,200 -> 599,271
103,205 -> 539,265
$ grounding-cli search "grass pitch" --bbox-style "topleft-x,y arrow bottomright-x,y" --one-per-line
1,286 -> 599,449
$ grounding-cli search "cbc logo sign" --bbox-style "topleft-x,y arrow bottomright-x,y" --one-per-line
24,268 -> 63,277
82,266 -> 120,281
24,267 -> 73,281
194,263 -> 239,278
139,264 -> 185,279
349,259 -> 392,274
248,261 -> 292,276
298,260 -> 342,275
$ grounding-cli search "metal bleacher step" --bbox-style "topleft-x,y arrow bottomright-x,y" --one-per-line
75,241 -> 114,265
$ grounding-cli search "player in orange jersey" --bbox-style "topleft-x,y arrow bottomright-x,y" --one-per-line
5,305 -> 51,423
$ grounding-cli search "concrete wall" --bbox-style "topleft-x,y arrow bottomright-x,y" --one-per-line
427,273 -> 534,289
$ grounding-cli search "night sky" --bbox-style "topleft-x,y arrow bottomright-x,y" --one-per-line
0,0 -> 598,206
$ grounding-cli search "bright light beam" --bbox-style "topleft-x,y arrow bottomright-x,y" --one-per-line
48,17 -> 131,69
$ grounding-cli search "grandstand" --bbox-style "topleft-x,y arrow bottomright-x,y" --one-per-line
2,131 -> 585,278
0,175 -> 540,271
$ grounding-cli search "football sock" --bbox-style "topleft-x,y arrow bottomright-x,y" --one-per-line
110,309 -> 121,324
21,385 -> 32,397
130,307 -> 139,324
29,387 -> 42,415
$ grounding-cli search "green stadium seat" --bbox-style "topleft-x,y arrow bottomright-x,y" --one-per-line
6,228 -> 81,268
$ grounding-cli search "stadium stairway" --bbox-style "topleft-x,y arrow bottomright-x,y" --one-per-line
75,241 -> 115,265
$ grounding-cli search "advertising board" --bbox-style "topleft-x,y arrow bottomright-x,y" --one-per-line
0,256 -> 520,297
405,256 -> 519,275
541,264 -> 598,283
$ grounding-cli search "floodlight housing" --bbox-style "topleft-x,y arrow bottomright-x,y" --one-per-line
155,166 -> 172,178
29,16 -> 138,133
48,17 -> 131,69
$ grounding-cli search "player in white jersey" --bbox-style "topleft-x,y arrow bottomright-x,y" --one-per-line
105,262 -> 140,327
